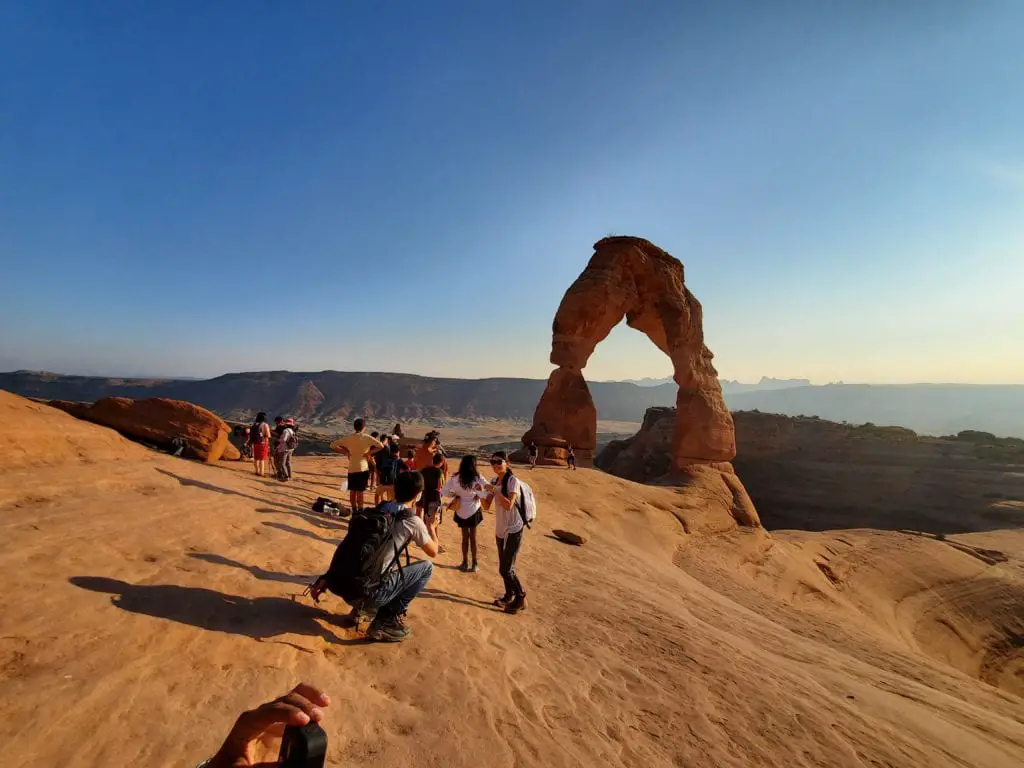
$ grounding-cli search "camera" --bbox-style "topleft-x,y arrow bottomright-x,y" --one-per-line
279,721 -> 327,768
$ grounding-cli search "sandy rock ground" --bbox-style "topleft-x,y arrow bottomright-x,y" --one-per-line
1,391 -> 1022,767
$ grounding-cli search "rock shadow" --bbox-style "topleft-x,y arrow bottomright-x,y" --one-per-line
155,468 -> 310,515
255,506 -> 347,531
262,521 -> 343,545
187,553 -> 314,584
419,587 -> 497,611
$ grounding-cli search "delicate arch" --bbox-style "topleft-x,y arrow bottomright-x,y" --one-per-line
523,236 -> 735,470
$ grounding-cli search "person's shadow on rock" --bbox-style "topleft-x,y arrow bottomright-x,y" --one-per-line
69,576 -> 349,644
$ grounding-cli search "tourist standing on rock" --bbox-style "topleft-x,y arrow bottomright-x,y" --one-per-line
412,434 -> 437,472
567,443 -> 576,470
270,416 -> 286,479
528,441 -> 538,469
418,453 -> 447,553
249,412 -> 272,477
275,417 -> 297,482
329,418 -> 384,513
374,441 -> 403,504
483,451 -> 527,614
368,432 -> 382,492
441,455 -> 488,572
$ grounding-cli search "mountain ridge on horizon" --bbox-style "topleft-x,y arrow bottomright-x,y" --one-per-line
10,367 -> 1013,388
3,369 -> 1023,439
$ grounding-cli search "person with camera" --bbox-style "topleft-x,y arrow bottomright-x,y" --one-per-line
482,451 -> 528,614
310,471 -> 440,642
196,682 -> 330,767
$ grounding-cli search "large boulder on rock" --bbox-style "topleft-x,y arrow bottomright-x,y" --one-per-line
221,442 -> 241,461
596,405 -> 760,527
522,237 -> 735,471
49,396 -> 232,463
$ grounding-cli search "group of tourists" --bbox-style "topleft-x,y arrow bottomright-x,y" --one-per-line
527,439 -> 577,470
307,418 -> 535,643
245,412 -> 298,481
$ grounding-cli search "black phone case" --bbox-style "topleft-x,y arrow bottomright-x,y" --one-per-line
278,721 -> 327,768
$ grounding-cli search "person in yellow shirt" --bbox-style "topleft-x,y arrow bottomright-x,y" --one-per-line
329,418 -> 384,513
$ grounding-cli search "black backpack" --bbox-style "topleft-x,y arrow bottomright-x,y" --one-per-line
321,504 -> 412,605
251,422 -> 268,444
311,496 -> 341,516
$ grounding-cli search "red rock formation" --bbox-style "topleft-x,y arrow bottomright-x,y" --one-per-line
49,397 -> 231,463
596,406 -> 760,527
524,236 -> 735,470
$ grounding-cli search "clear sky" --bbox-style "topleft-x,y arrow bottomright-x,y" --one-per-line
2,2 -> 1022,384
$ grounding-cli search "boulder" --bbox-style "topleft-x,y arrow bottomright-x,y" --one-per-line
221,442 -> 241,461
54,397 -> 232,463
551,529 -> 585,546
523,237 -> 735,472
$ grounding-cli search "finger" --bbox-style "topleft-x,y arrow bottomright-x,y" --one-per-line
289,682 -> 331,708
232,689 -> 324,740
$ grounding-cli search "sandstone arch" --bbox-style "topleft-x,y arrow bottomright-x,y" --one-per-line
523,236 -> 736,471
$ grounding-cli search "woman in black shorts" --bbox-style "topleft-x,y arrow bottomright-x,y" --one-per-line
441,455 -> 489,572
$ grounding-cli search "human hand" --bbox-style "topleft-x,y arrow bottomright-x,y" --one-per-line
207,683 -> 330,767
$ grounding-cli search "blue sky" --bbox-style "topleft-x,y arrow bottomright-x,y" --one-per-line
1,2 -> 1021,383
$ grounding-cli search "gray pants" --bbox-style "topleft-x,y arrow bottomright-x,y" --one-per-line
275,450 -> 293,479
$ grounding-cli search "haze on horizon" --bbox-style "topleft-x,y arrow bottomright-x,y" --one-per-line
1,3 -> 1022,386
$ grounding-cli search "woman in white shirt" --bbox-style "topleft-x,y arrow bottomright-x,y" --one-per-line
441,455 -> 490,572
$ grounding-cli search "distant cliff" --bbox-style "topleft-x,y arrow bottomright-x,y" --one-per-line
0,370 -> 675,425
3,370 -> 1021,437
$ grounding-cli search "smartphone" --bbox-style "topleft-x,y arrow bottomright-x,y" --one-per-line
279,721 -> 327,768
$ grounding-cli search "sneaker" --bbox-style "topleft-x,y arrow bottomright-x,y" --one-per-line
367,618 -> 410,642
470,563 -> 479,573
459,561 -> 469,572
503,595 -> 527,614
493,594 -> 513,608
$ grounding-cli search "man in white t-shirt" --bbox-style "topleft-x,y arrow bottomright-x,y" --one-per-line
329,418 -> 384,513
483,451 -> 527,614
363,471 -> 440,641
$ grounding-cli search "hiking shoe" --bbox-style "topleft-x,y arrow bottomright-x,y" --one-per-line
503,595 -> 527,614
459,561 -> 469,572
470,562 -> 479,573
493,594 -> 513,608
367,618 -> 410,643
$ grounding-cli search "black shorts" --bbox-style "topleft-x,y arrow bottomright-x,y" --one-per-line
347,471 -> 370,492
454,509 -> 484,528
